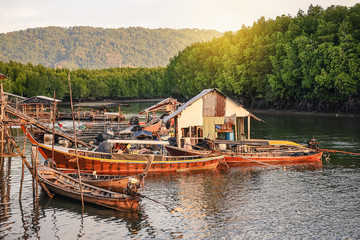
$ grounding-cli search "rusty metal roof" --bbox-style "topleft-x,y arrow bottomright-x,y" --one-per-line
163,89 -> 214,123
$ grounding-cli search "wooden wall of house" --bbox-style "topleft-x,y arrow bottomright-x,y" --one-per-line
174,89 -> 253,146
176,99 -> 203,146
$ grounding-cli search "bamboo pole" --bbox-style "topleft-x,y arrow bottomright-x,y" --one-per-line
68,72 -> 84,210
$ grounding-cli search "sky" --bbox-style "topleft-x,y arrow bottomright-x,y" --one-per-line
0,0 -> 358,34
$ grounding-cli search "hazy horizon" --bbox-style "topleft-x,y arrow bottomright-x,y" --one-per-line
0,0 -> 358,34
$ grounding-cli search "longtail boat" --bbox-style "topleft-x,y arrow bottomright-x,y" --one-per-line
22,126 -> 222,174
222,150 -> 323,167
36,163 -> 141,211
165,139 -> 323,167
61,156 -> 154,192
165,145 -> 212,156
64,171 -> 143,193
217,139 -> 323,166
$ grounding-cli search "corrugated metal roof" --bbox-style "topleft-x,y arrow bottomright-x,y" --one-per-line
4,92 -> 28,100
20,95 -> 62,104
37,95 -> 62,102
163,89 -> 214,123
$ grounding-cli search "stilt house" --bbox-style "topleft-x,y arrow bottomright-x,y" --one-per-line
163,89 -> 262,148
19,96 -> 61,123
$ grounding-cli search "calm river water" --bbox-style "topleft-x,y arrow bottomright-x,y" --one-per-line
0,103 -> 359,239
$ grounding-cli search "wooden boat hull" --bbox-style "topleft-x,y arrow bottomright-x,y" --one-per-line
22,126 -> 221,174
42,147 -> 220,174
164,144 -> 323,167
65,172 -> 143,193
223,151 -> 323,167
142,119 -> 161,132
165,145 -> 211,156
37,164 -> 140,211
43,183 -> 140,211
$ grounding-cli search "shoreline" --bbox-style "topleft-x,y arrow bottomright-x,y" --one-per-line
250,108 -> 360,118
58,98 -> 164,106
58,99 -> 360,118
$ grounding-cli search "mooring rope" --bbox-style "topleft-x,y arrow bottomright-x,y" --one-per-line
319,148 -> 360,156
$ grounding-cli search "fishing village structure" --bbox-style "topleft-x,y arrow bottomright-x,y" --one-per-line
57,102 -> 131,142
161,89 -> 325,167
0,82 -> 153,212
163,88 -> 263,148
140,97 -> 181,122
2,79 -> 358,216
58,102 -> 129,122
18,95 -> 62,123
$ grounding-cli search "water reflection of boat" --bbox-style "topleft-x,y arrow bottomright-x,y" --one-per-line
36,163 -> 141,211
38,191 -> 141,220
37,191 -> 146,238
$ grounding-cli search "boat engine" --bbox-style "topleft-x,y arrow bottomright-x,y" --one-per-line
127,177 -> 140,192
307,138 -> 320,150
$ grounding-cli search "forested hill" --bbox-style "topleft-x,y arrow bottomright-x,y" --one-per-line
0,27 -> 222,69
1,4 -> 360,114
165,4 -> 360,113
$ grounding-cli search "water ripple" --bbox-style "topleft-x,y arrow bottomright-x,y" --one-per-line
0,116 -> 360,239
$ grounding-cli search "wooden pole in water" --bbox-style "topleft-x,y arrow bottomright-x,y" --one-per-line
118,105 -> 121,132
0,84 -> 5,169
32,146 -> 39,200
19,134 -> 27,201
51,90 -> 56,167
0,122 -> 4,170
31,144 -> 35,197
68,72 -> 84,211
19,152 -> 24,201
77,109 -> 80,129
11,127 -> 53,198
